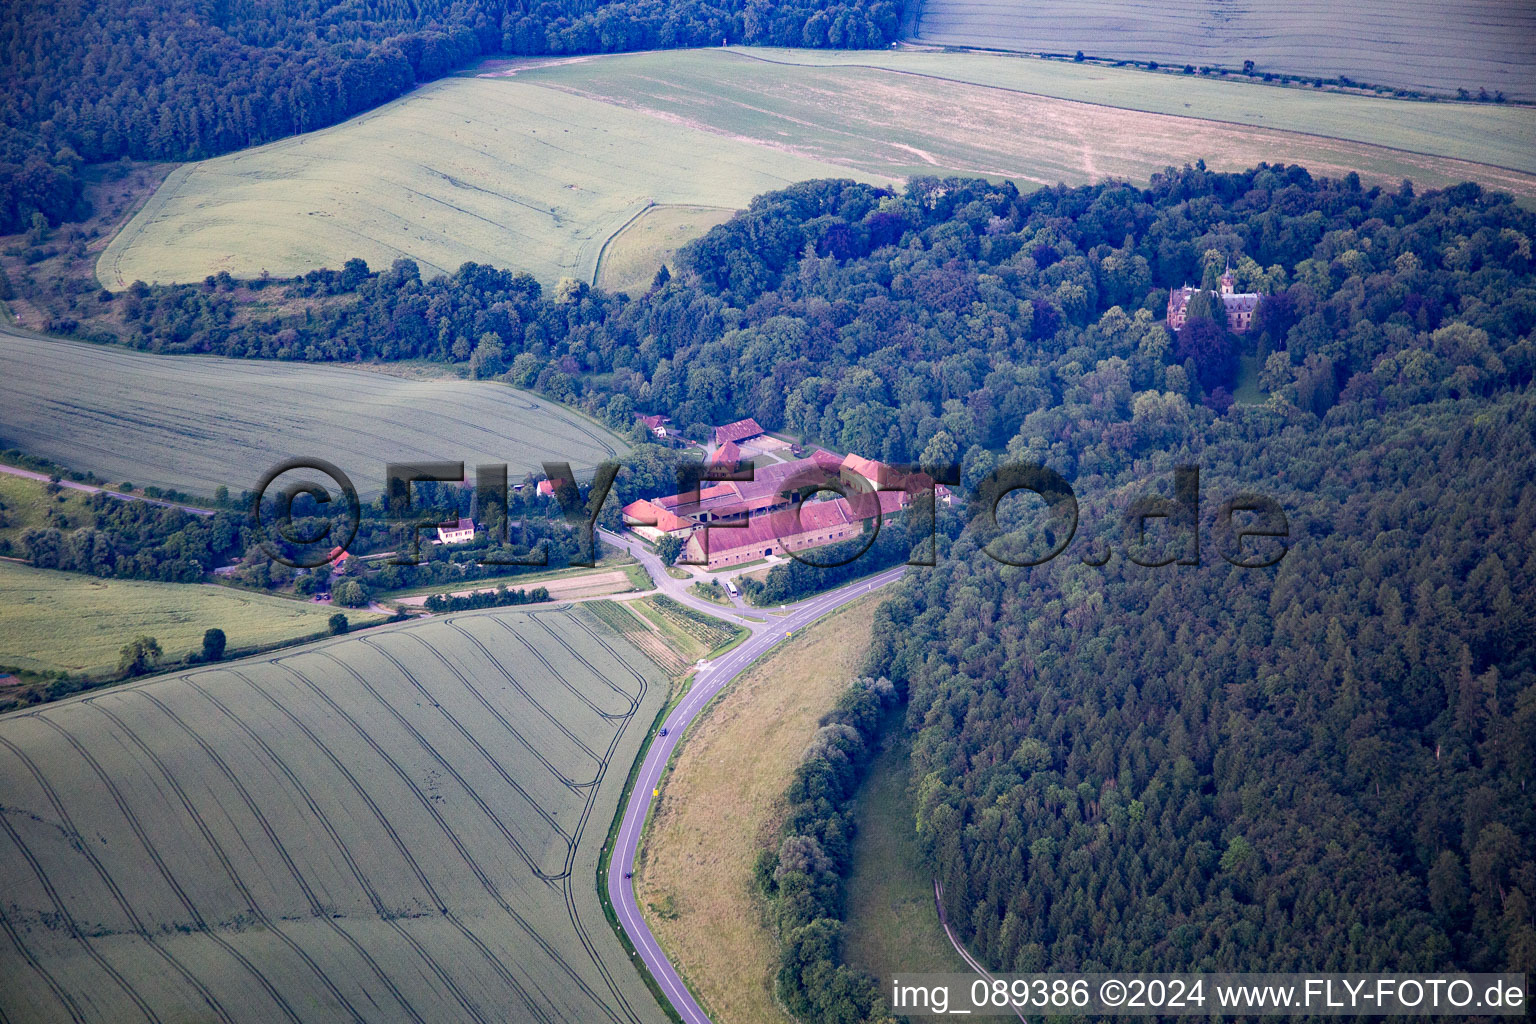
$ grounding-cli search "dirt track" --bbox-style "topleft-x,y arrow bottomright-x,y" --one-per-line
394,569 -> 633,606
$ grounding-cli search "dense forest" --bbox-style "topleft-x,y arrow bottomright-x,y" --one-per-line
0,0 -> 901,231
16,163 -> 1536,1016
758,676 -> 901,1024
104,167 -> 1535,472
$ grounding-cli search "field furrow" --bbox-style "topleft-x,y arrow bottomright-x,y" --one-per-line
0,325 -> 626,499
0,608 -> 670,1024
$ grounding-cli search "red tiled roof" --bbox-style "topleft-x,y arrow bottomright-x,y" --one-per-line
637,413 -> 670,429
710,440 -> 742,466
810,448 -> 845,471
712,417 -> 764,446
841,452 -> 888,481
656,482 -> 739,510
697,491 -> 907,555
700,501 -> 852,555
621,500 -> 691,533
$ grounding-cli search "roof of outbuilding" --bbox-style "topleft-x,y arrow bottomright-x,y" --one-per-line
621,500 -> 691,533
712,418 -> 765,445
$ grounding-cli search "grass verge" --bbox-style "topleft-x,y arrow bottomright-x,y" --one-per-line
635,594 -> 884,1024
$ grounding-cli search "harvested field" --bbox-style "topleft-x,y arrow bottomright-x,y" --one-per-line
98,48 -> 1535,296
909,0 -> 1536,100
523,50 -> 1536,200
395,568 -> 635,606
0,605 -> 670,1023
0,325 -> 626,498
726,48 -> 1536,175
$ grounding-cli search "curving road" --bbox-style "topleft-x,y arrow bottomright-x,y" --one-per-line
600,524 -> 905,1024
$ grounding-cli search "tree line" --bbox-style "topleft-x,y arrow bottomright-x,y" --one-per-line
757,676 -> 901,1024
13,490 -> 248,581
97,167 -> 1535,502
422,584 -> 550,612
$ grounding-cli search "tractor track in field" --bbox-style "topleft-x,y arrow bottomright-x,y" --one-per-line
320,644 -> 573,878
85,698 -> 368,1024
134,682 -> 430,1024
29,712 -> 302,1024
491,614 -> 638,718
0,792 -> 101,1024
258,659 -> 535,1024
406,627 -> 597,790
0,731 -> 209,1024
450,618 -> 611,760
223,666 -> 502,1024
267,654 -> 629,1024
179,673 -> 447,1022
0,608 -> 662,1024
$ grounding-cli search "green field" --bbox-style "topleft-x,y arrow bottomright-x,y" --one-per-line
909,0 -> 1536,100
0,561 -> 384,676
0,605 -> 670,1024
0,324 -> 627,498
96,75 -> 886,290
98,49 -> 1536,296
596,204 -> 738,296
842,729 -> 969,983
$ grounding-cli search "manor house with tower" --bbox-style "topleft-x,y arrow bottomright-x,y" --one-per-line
1167,266 -> 1261,333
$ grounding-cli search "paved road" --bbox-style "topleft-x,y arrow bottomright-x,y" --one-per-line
598,526 -> 769,625
604,544 -> 906,1024
0,462 -> 214,516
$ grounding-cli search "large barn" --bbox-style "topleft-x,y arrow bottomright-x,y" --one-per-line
621,449 -> 946,565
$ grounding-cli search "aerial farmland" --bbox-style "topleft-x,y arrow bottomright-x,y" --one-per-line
96,48 -> 1536,294
909,0 -> 1536,100
1,4 -> 1534,1023
0,324 -> 626,498
0,606 -> 670,1024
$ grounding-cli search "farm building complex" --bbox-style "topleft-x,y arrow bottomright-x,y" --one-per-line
682,490 -> 910,568
622,440 -> 945,569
